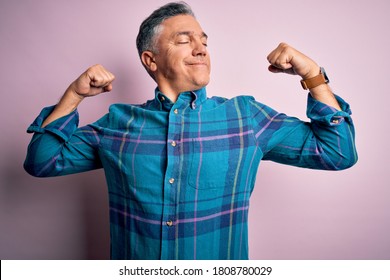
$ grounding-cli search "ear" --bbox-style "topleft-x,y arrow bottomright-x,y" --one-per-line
141,51 -> 158,72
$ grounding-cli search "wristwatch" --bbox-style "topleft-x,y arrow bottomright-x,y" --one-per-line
300,67 -> 329,90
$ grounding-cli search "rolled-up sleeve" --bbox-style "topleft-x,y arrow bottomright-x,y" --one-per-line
24,106 -> 103,177
251,94 -> 358,170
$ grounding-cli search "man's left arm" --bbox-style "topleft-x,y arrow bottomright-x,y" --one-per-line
252,43 -> 358,170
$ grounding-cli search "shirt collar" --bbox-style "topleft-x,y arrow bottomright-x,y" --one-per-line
154,87 -> 207,111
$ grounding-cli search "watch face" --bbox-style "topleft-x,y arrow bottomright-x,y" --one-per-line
321,67 -> 330,83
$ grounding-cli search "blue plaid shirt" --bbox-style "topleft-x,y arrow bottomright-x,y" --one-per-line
24,87 -> 357,259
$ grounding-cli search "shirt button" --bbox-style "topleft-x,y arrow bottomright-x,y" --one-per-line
173,109 -> 178,114
160,96 -> 165,101
169,178 -> 175,184
171,141 -> 177,147
166,220 -> 173,227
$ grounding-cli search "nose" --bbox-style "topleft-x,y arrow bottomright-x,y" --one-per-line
192,38 -> 207,57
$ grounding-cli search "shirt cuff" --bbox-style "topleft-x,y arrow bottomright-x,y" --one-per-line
306,93 -> 352,125
27,106 -> 79,141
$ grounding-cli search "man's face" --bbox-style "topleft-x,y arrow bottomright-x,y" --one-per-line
151,15 -> 211,95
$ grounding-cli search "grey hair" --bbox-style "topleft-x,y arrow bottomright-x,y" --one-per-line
136,2 -> 195,58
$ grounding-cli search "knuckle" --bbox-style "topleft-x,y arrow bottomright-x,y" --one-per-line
279,42 -> 288,48
88,64 -> 98,71
87,64 -> 103,74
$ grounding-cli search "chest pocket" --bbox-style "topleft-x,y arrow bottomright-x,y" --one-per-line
188,137 -> 242,190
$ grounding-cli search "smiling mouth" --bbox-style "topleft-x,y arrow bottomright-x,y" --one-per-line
187,62 -> 208,66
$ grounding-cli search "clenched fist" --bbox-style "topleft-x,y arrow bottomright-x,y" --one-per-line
267,43 -> 320,80
69,64 -> 116,99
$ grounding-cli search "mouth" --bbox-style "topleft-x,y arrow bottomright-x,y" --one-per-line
186,62 -> 208,67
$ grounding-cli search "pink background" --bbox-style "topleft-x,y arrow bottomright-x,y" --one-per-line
1,0 -> 389,259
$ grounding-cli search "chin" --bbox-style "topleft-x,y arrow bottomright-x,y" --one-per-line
195,77 -> 210,88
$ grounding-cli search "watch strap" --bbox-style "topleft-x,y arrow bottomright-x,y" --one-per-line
300,67 -> 328,90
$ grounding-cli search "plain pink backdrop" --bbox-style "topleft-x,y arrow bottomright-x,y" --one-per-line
1,0 -> 389,259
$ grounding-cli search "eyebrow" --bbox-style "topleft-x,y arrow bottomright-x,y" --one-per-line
174,31 -> 208,39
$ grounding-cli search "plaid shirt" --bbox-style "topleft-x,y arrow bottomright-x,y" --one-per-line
24,87 -> 357,259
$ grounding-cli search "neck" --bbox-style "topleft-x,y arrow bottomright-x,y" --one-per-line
155,82 -> 180,103
162,91 -> 179,103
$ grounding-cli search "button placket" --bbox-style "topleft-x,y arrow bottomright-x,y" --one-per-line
160,102 -> 182,258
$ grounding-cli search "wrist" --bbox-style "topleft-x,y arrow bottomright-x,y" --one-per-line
300,67 -> 329,90
60,87 -> 84,110
67,85 -> 85,100
301,65 -> 320,80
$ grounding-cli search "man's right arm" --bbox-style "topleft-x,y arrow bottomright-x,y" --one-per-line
42,64 -> 115,127
24,65 -> 115,177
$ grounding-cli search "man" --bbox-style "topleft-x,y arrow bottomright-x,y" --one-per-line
24,2 -> 357,259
